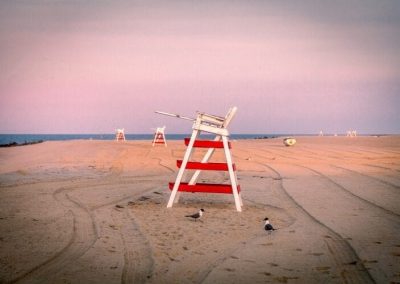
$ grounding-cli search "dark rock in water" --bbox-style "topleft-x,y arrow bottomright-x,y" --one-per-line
0,140 -> 44,147
0,142 -> 18,147
254,136 -> 278,140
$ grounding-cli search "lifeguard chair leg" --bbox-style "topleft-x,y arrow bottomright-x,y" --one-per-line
222,136 -> 242,212
167,130 -> 199,208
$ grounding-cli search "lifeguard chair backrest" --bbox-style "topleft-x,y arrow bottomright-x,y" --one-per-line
222,106 -> 237,128
155,126 -> 165,134
196,107 -> 238,129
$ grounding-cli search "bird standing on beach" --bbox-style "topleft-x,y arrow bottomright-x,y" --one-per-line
185,209 -> 204,221
264,217 -> 276,232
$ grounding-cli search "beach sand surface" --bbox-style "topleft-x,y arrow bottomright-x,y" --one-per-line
0,136 -> 399,283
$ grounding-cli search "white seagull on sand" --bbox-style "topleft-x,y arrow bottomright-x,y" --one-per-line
185,209 -> 205,221
264,217 -> 276,232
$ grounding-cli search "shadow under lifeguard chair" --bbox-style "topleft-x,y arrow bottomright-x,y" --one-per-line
155,107 -> 242,212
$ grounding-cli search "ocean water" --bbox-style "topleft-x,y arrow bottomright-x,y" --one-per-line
0,134 -> 282,145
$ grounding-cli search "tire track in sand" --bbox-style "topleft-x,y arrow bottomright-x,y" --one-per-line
111,206 -> 154,284
300,165 -> 400,218
101,147 -> 156,283
289,164 -> 400,283
230,150 -> 374,283
12,187 -> 98,284
98,142 -> 169,281
6,144 -> 162,283
264,163 -> 375,284
88,178 -> 160,284
333,165 -> 400,189
10,171 -> 158,283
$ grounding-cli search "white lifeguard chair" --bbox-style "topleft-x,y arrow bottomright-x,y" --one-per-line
115,128 -> 126,141
346,130 -> 357,137
152,126 -> 167,146
156,107 -> 242,212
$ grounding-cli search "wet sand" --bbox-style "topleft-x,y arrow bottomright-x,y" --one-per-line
0,136 -> 399,283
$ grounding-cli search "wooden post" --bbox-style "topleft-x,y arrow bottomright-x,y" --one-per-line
222,135 -> 242,212
167,129 -> 199,208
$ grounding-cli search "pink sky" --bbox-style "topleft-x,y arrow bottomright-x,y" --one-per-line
0,1 -> 399,134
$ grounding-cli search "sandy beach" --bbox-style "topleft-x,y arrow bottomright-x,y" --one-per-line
0,136 -> 399,283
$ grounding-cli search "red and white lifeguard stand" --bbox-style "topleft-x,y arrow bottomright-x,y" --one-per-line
115,128 -> 126,141
152,126 -> 167,147
156,107 -> 242,212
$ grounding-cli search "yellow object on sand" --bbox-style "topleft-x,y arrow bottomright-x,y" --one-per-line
283,137 -> 296,146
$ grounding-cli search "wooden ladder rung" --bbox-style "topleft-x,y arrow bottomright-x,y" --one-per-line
184,138 -> 231,149
169,182 -> 241,194
177,160 -> 236,171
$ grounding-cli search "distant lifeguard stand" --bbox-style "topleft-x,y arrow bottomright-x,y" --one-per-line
346,130 -> 357,137
152,126 -> 167,146
156,107 -> 242,212
115,129 -> 126,141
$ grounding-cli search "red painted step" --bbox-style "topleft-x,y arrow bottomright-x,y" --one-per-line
169,182 -> 240,194
184,138 -> 231,149
176,160 -> 236,171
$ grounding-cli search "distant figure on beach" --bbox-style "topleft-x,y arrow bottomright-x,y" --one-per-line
264,217 -> 276,232
319,130 -> 324,136
185,209 -> 204,222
